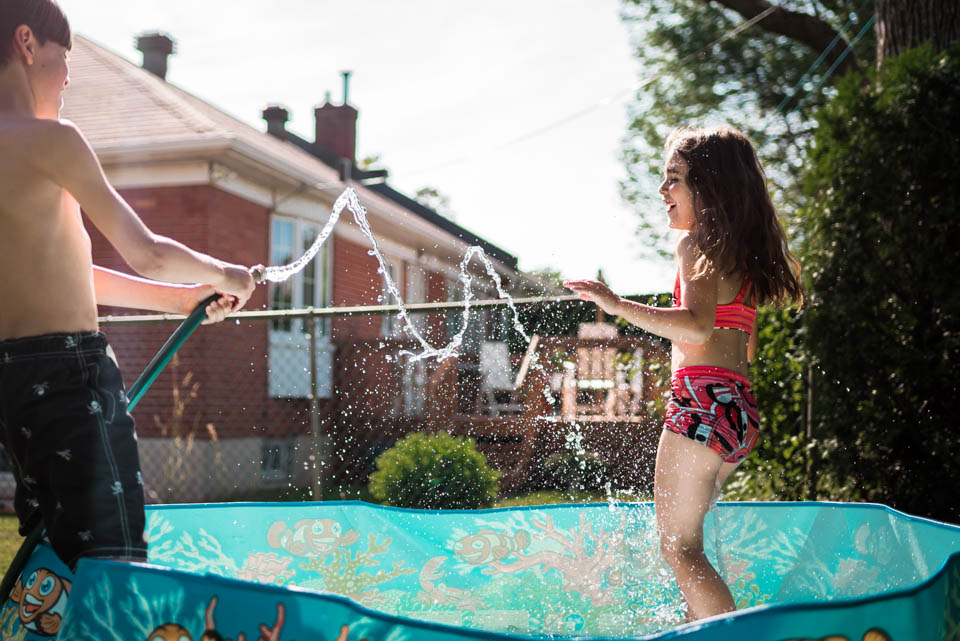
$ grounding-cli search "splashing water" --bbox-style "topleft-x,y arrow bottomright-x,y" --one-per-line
256,187 -> 601,497
256,187 -> 532,363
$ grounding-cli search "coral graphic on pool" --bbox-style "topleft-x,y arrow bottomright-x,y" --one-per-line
2,501 -> 959,640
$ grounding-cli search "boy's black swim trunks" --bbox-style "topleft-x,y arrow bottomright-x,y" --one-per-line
0,332 -> 146,568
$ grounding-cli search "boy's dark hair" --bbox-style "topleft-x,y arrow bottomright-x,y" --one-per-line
0,0 -> 71,66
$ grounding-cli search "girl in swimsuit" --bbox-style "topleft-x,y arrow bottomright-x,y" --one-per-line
565,125 -> 802,622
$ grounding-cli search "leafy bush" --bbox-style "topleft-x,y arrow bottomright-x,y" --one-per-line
540,451 -> 609,493
368,431 -> 500,509
726,306 -> 808,501
799,44 -> 960,522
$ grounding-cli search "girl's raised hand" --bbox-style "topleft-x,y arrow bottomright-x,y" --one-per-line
563,280 -> 622,316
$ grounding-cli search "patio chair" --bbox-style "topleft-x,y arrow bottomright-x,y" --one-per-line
478,335 -> 543,418
563,322 -> 620,417
478,341 -> 524,416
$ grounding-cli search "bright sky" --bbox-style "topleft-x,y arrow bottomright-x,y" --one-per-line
57,0 -> 676,295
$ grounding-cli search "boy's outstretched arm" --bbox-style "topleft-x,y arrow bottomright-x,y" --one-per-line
35,120 -> 255,310
93,266 -> 234,324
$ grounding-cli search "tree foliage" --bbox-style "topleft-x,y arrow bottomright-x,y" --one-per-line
800,44 -> 960,522
619,0 -> 876,254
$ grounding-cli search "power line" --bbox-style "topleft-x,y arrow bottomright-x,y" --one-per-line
403,6 -> 777,178
771,0 -> 875,121
792,15 -> 875,113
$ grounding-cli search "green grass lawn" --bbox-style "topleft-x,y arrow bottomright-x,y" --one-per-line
494,489 -> 651,508
0,515 -> 24,573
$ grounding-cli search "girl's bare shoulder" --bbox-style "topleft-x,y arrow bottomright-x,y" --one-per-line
674,233 -> 697,257
674,234 -> 704,276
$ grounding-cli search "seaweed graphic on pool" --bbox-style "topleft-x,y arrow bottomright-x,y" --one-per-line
417,557 -> 486,612
145,597 -> 285,641
288,534 -> 416,605
65,574 -> 203,641
468,511 -> 625,607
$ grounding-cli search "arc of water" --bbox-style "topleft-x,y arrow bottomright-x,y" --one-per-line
253,187 -> 587,455
253,187 -> 532,363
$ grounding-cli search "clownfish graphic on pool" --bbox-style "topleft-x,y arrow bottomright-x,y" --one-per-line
266,518 -> 359,558
454,529 -> 531,566
8,567 -> 71,636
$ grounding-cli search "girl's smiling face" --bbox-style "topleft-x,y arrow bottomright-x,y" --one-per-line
659,152 -> 696,231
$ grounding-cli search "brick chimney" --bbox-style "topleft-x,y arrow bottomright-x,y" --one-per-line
262,105 -> 290,140
135,32 -> 175,80
314,71 -> 357,163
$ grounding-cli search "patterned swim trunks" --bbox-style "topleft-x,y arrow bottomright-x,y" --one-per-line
663,366 -> 761,463
0,332 -> 146,568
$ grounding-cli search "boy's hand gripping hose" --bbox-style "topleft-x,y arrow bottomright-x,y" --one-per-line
0,293 -> 223,601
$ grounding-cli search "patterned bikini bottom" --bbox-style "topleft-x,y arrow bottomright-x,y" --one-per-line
663,365 -> 761,464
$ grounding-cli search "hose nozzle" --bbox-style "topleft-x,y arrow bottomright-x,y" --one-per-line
249,264 -> 267,284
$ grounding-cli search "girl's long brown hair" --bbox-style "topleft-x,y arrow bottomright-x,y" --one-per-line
666,126 -> 803,306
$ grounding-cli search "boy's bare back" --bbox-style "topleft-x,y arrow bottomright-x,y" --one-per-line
0,116 -> 98,340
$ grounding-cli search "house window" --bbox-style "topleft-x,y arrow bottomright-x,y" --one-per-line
381,259 -> 402,337
261,440 -> 291,484
270,220 -> 294,332
301,226 -> 328,337
445,277 -> 463,340
268,216 -> 333,398
406,264 -> 427,334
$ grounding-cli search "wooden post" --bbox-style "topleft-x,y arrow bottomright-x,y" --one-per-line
308,313 -> 322,501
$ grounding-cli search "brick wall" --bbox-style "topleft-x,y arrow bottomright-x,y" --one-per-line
87,184 -> 503,498
88,184 -> 320,441
331,236 -> 385,341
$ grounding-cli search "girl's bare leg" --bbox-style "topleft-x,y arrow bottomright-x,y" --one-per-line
712,461 -> 740,506
654,430 -> 736,621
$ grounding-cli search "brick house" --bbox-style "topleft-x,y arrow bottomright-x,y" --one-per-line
61,33 -> 530,501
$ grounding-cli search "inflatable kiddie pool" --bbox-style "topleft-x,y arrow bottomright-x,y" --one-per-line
1,500 -> 958,641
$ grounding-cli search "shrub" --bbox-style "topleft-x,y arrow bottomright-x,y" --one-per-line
368,431 -> 500,509
726,305 -> 808,501
799,44 -> 960,521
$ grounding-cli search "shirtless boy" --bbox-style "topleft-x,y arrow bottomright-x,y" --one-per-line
0,0 -> 255,567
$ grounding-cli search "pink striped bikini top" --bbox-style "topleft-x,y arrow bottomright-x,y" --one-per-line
673,272 -> 757,335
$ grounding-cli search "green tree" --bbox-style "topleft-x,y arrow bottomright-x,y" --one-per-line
619,0 -> 960,253
619,0 -> 877,255
414,186 -> 455,220
801,44 -> 960,522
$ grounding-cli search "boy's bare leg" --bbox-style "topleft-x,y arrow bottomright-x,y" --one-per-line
654,430 -> 736,622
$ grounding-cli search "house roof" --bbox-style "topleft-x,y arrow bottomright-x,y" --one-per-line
62,35 -> 519,271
